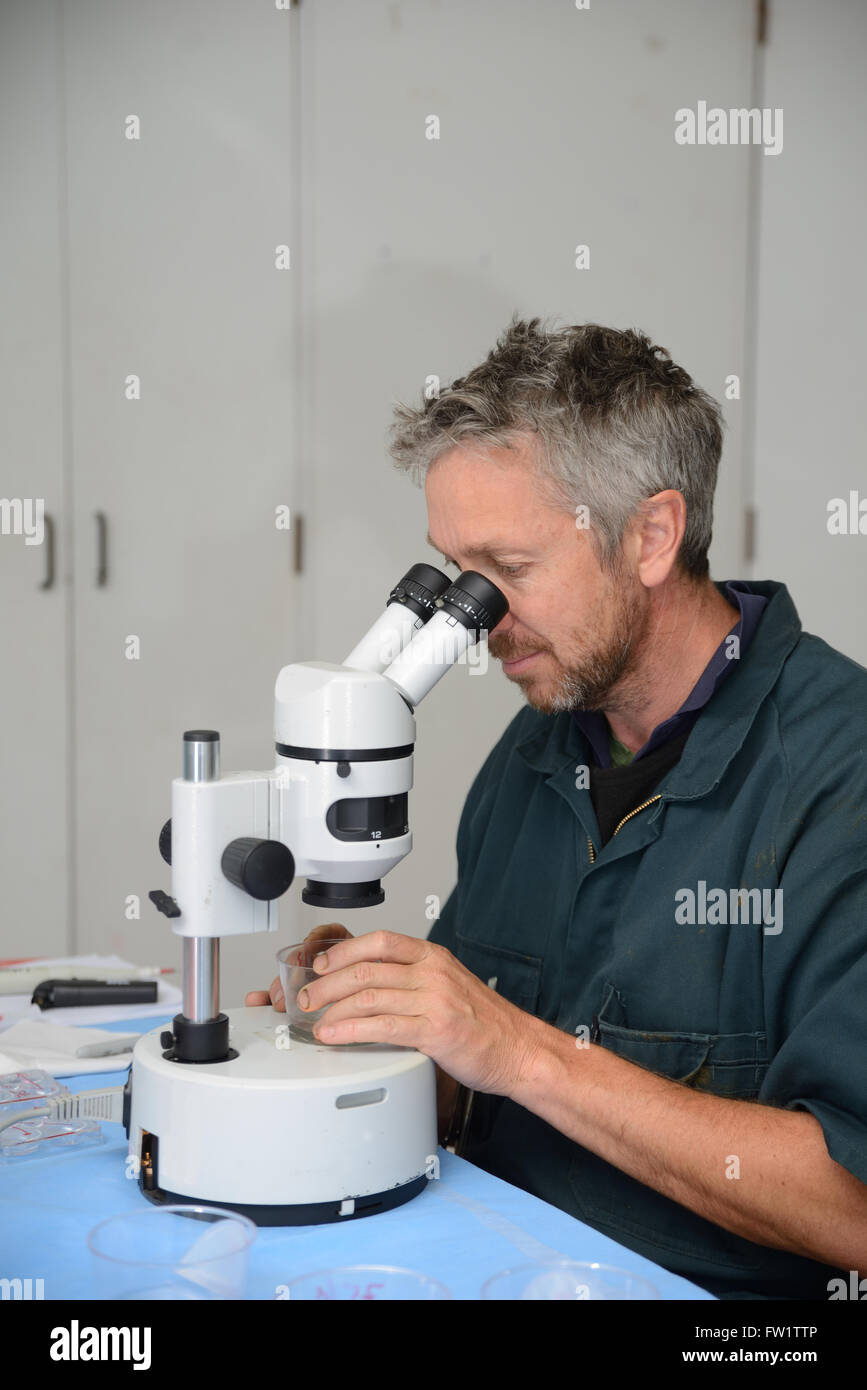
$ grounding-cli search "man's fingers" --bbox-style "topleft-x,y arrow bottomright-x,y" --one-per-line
301,963 -> 419,1012
312,929 -> 426,975
246,929 -> 354,1010
315,986 -> 429,1027
314,1012 -> 420,1048
244,977 -> 286,1010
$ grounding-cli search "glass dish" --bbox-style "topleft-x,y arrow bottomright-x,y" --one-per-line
276,937 -> 347,1043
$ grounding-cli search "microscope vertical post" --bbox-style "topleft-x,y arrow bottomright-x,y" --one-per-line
181,732 -> 222,1024
156,730 -> 234,1064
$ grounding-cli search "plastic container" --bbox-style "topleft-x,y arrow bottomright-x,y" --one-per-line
0,1068 -> 68,1110
0,1068 -> 105,1161
480,1259 -> 660,1300
87,1205 -> 257,1300
275,938 -> 349,1042
278,1264 -> 452,1300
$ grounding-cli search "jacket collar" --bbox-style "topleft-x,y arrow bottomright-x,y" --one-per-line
515,580 -> 802,800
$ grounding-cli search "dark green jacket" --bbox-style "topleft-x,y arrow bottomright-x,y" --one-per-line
428,580 -> 867,1299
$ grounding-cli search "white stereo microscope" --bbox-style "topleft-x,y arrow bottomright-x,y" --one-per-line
124,563 -> 508,1225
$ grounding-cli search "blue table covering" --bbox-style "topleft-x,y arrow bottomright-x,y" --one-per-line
0,1014 -> 713,1300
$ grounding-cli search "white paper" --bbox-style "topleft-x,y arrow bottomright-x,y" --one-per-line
0,1020 -> 145,1077
0,1049 -> 136,1078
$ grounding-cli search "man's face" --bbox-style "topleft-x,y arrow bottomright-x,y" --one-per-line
424,439 -> 650,714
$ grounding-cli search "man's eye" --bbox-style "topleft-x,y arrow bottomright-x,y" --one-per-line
496,563 -> 526,579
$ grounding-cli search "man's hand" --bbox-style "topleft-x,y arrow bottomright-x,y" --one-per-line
244,922 -> 353,1012
294,929 -> 540,1096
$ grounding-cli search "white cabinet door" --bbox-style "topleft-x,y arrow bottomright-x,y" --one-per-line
62,1 -> 301,999
0,2 -> 70,958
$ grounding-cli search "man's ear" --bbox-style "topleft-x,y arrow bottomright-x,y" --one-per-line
631,489 -> 687,588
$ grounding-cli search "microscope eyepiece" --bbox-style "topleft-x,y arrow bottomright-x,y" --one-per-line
435,571 -> 509,639
380,569 -> 508,708
387,562 -> 452,621
342,562 -> 452,673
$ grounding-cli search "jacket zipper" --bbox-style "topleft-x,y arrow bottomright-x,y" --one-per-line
586,793 -> 662,864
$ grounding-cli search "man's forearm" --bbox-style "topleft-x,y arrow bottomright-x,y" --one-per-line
507,1014 -> 867,1273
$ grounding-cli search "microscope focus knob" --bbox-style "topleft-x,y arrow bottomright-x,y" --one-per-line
158,819 -> 172,865
221,837 -> 295,901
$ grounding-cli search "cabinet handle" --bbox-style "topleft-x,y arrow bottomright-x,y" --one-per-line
39,512 -> 55,590
293,512 -> 304,574
94,510 -> 108,586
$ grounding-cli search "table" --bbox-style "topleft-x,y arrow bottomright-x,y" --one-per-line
0,1015 -> 714,1300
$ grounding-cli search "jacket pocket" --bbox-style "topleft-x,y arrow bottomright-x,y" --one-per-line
595,1019 -> 770,1100
568,985 -> 770,1273
453,933 -> 542,1014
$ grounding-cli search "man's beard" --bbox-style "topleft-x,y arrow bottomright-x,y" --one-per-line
491,575 -> 648,715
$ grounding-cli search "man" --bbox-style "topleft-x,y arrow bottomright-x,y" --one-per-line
248,317 -> 867,1299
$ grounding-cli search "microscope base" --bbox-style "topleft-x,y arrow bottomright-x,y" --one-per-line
138,1172 -> 429,1226
128,1005 -> 438,1226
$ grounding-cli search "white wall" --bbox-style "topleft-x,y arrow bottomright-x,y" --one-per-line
298,0 -> 756,943
751,0 -> 867,665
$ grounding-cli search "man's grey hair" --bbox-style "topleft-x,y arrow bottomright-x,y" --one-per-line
387,315 -> 724,579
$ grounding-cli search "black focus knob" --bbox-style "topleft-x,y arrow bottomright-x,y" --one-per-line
160,1030 -> 174,1049
221,837 -> 295,902
159,819 -> 172,865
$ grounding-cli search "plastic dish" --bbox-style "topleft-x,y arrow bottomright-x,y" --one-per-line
277,1264 -> 452,1300
480,1259 -> 660,1300
87,1205 -> 257,1300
